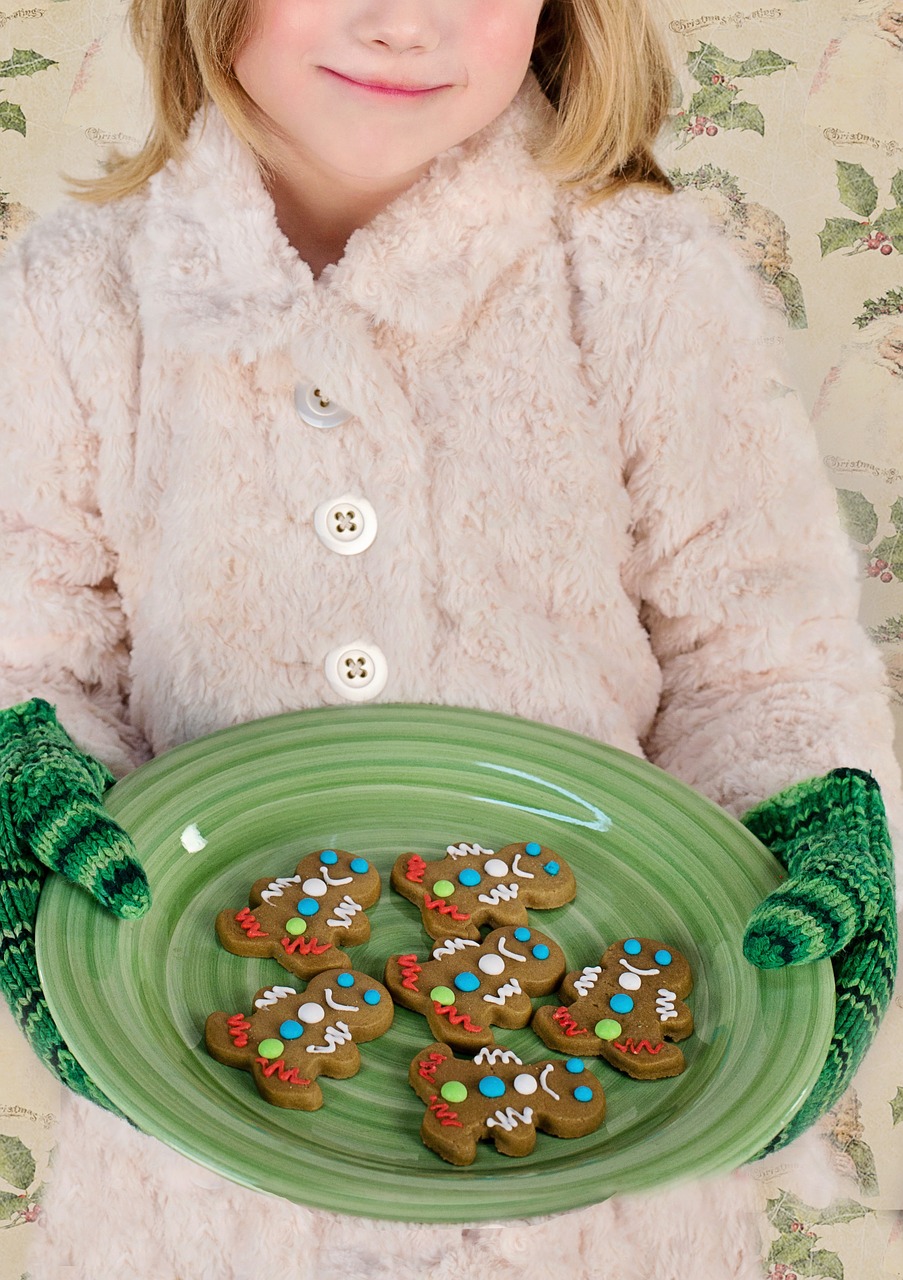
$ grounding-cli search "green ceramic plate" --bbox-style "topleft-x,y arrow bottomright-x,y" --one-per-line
37,704 -> 833,1222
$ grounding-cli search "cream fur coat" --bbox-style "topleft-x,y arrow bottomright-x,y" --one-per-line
1,75 -> 899,1278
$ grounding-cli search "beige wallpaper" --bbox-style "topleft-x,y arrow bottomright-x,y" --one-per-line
0,2 -> 901,1277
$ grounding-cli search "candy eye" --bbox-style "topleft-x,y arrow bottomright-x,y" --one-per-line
320,850 -> 339,865
336,972 -> 355,988
543,861 -> 560,876
524,841 -> 542,856
363,989 -> 381,1005
514,927 -> 531,942
532,944 -> 550,960
624,939 -> 642,955
654,950 -> 673,966
350,858 -> 369,874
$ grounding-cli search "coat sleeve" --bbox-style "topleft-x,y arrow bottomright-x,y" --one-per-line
0,229 -> 148,777
570,188 -> 903,864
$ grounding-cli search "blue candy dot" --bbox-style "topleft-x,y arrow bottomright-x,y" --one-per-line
610,993 -> 634,1014
565,1058 -> 584,1074
478,1076 -> 506,1099
459,868 -> 481,887
544,861 -> 560,876
298,898 -> 320,916
532,944 -> 550,961
525,841 -> 542,856
574,1086 -> 593,1103
336,972 -> 355,987
624,939 -> 642,955
363,990 -> 381,1005
350,858 -> 369,874
654,949 -> 673,966
514,927 -> 531,942
279,1020 -> 304,1040
454,972 -> 481,993
320,850 -> 338,865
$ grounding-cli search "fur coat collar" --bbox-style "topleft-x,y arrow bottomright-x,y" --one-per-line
135,74 -> 559,354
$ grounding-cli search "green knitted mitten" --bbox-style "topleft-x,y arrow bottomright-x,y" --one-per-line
742,768 -> 897,1153
0,698 -> 150,1110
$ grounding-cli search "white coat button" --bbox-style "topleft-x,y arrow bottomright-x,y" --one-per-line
314,495 -> 377,555
294,383 -> 352,429
324,642 -> 388,702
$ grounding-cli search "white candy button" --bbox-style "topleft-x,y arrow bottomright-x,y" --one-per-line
297,1002 -> 326,1023
294,383 -> 352,429
478,954 -> 506,976
484,859 -> 509,878
301,878 -> 328,896
513,1074 -> 538,1096
324,642 -> 388,702
314,495 -> 377,555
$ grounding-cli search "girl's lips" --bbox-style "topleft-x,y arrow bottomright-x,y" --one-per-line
322,67 -> 449,97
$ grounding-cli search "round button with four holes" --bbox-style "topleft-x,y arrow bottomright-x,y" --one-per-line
324,642 -> 388,702
314,495 -> 377,555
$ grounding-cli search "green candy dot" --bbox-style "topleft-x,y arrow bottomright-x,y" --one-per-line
430,986 -> 456,1005
432,880 -> 455,897
285,918 -> 307,936
440,1080 -> 468,1104
257,1038 -> 284,1059
594,1019 -> 622,1041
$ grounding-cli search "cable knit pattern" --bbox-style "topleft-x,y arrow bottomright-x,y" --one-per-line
0,698 -> 149,1108
742,769 -> 897,1149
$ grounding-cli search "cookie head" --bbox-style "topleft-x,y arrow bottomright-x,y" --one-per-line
391,840 -> 576,940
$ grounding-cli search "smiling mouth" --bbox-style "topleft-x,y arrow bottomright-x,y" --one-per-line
322,68 -> 449,97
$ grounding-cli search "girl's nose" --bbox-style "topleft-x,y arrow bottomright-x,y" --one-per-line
351,0 -> 441,54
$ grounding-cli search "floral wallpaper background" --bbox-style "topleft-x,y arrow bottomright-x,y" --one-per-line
0,0 -> 901,1277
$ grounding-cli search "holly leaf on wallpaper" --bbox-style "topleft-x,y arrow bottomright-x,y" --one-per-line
719,100 -> 766,135
873,532 -> 903,580
0,101 -> 26,137
836,162 -> 879,218
736,48 -> 795,78
687,42 -> 746,82
873,205 -> 903,253
0,49 -> 57,79
845,1138 -> 879,1197
891,171 -> 903,207
0,1135 -> 35,1193
818,216 -> 866,257
0,1190 -> 25,1221
688,83 -> 737,120
891,1085 -> 903,1124
772,270 -> 808,329
836,489 -> 878,545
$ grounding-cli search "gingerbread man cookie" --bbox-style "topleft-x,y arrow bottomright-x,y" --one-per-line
531,938 -> 693,1079
385,926 -> 566,1050
204,969 -> 393,1108
410,1042 -> 605,1165
215,849 -> 381,979
391,840 -> 576,941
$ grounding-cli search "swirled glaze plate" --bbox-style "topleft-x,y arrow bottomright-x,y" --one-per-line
36,704 -> 833,1222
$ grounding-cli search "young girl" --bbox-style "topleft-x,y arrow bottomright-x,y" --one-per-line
0,0 -> 898,1275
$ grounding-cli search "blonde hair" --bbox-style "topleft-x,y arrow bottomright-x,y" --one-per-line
73,0 -> 675,205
